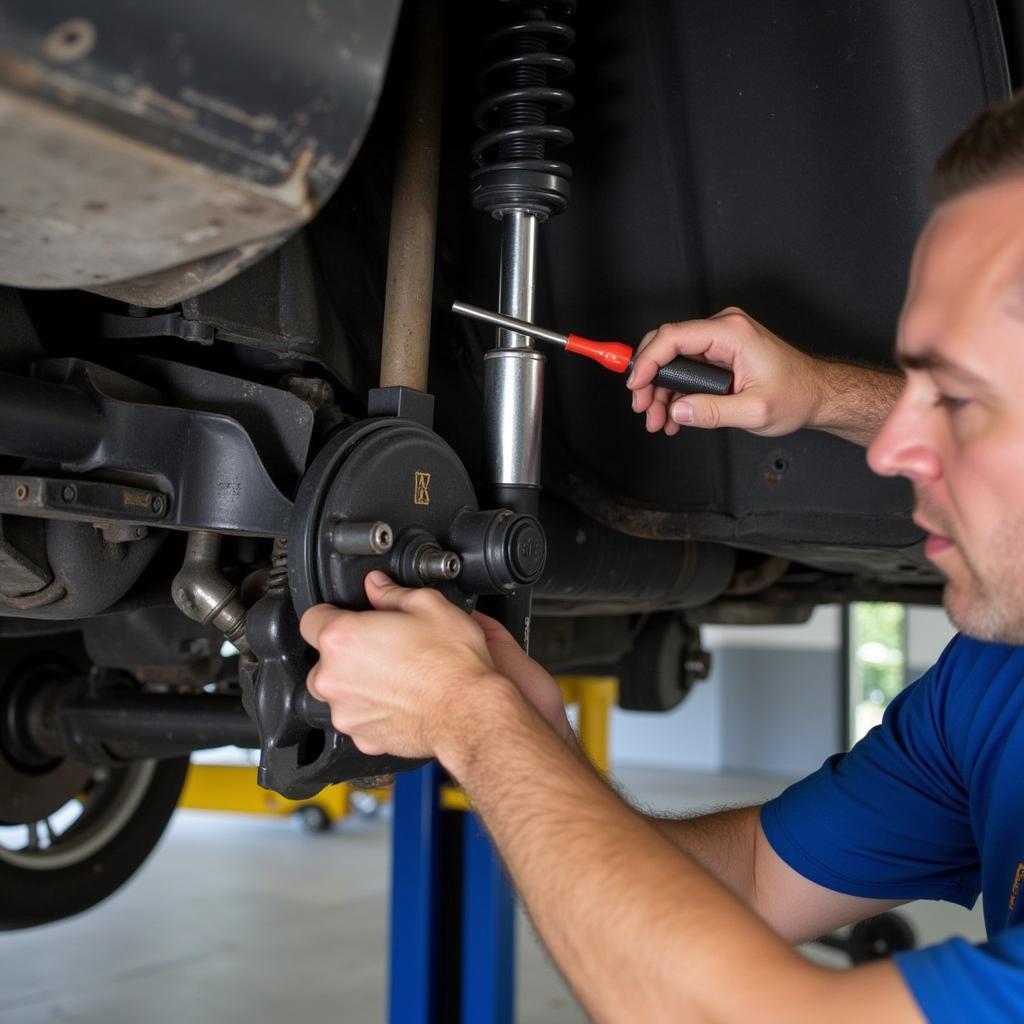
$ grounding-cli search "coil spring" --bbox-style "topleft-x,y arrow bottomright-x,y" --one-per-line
268,536 -> 288,591
471,2 -> 576,212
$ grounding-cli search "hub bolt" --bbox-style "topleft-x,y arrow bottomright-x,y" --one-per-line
330,520 -> 395,556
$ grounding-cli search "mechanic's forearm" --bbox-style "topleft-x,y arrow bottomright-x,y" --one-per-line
809,359 -> 904,447
438,682 -> 916,1024
643,806 -> 759,904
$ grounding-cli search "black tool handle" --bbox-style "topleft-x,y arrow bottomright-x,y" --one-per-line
630,354 -> 733,396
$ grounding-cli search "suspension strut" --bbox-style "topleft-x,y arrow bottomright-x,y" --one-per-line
471,1 -> 576,648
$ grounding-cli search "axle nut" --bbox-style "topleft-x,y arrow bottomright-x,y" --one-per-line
505,517 -> 546,584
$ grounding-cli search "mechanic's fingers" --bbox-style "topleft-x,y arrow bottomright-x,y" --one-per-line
471,610 -> 515,644
470,613 -> 526,670
627,320 -> 736,392
306,661 -> 325,701
351,735 -> 385,757
300,603 -> 351,650
632,382 -> 654,414
635,328 -> 657,355
645,399 -> 668,433
668,391 -> 770,431
365,570 -> 451,618
630,331 -> 658,413
652,384 -> 673,411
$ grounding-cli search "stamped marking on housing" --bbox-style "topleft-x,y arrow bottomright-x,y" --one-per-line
414,471 -> 431,506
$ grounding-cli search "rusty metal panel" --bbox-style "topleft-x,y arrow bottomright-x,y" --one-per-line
0,0 -> 401,297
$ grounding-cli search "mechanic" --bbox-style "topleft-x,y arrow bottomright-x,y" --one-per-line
299,92 -> 1024,1022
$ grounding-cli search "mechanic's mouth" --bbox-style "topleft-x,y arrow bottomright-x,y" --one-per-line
915,518 -> 956,559
923,534 -> 956,560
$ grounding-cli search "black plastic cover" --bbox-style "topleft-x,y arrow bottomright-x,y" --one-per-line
536,0 -> 1009,570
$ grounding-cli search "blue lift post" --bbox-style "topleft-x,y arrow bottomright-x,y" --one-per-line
389,761 -> 443,1024
387,677 -> 616,1022
389,762 -> 516,1024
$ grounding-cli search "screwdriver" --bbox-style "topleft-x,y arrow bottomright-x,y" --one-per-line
451,300 -> 733,396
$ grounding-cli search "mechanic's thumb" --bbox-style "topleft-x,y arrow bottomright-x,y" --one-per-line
670,393 -> 765,432
364,570 -> 407,609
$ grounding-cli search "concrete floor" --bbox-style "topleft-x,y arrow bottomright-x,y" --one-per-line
0,766 -> 986,1023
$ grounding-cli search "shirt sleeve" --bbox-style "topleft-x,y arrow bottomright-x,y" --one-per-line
760,639 -> 981,907
895,927 -> 1024,1023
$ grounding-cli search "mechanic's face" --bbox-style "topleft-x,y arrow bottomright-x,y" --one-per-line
869,177 -> 1024,643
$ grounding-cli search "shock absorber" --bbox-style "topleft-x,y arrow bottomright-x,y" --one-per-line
471,1 -> 575,648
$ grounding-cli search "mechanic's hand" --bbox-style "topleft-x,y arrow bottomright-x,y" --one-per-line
471,611 -> 574,744
627,307 -> 822,438
299,572 -> 502,759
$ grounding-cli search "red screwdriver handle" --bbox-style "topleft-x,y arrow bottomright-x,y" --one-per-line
565,334 -> 633,373
565,333 -> 733,396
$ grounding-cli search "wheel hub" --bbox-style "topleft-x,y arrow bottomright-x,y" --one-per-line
289,417 -> 480,614
242,410 -> 548,799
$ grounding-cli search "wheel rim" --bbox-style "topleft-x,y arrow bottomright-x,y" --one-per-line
0,759 -> 157,871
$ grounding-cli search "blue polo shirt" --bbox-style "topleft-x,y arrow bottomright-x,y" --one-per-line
760,635 -> 1024,1022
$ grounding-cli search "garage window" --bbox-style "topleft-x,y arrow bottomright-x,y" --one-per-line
846,602 -> 907,745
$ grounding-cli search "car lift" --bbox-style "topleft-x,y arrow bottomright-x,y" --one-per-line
179,762 -> 392,832
389,674 -> 617,1024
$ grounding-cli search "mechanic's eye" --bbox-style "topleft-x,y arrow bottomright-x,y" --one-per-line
935,394 -> 971,412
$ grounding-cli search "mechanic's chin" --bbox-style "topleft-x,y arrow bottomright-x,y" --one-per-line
938,555 -> 1024,645
940,576 -> 991,642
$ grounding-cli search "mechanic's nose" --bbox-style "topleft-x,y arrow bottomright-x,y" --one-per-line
868,395 -> 942,483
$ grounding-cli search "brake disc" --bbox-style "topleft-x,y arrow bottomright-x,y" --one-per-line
0,656 -> 90,824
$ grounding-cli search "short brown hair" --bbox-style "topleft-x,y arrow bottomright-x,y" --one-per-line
930,90 -> 1024,205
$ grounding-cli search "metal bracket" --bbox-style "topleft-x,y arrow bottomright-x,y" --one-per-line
0,475 -> 168,525
99,311 -> 215,345
367,386 -> 435,428
0,359 -> 297,536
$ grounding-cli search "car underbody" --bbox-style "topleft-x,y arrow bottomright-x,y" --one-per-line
0,0 -> 1014,926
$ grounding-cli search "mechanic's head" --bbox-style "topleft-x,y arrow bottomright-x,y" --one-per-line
869,91 -> 1024,642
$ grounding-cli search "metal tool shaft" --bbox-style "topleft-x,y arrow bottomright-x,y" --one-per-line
452,301 -> 568,349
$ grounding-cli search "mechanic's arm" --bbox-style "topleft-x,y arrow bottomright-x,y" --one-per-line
646,808 -> 904,943
440,683 -> 918,1024
302,581 -> 921,1024
473,609 -> 903,943
627,308 -> 904,447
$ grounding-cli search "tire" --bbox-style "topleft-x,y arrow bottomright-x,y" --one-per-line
847,913 -> 917,963
0,756 -> 188,930
617,614 -> 710,712
298,804 -> 332,833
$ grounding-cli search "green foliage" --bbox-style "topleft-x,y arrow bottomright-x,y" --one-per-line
852,602 -> 906,706
855,602 -> 905,649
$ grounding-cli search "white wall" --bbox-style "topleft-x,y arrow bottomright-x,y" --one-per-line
610,666 -> 723,772
906,605 -> 956,676
704,606 -> 841,653
611,606 -> 842,778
